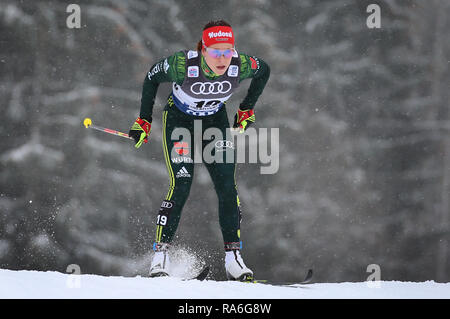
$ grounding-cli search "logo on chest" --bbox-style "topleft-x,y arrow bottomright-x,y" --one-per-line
227,65 -> 239,77
188,66 -> 199,78
190,81 -> 232,95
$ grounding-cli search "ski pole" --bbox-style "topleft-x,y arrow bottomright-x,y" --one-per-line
83,117 -> 134,140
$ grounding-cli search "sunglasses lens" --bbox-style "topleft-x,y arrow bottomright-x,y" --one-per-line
206,49 -> 218,58
223,50 -> 234,58
206,48 -> 234,58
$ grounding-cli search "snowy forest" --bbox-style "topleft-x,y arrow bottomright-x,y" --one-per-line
1,0 -> 449,284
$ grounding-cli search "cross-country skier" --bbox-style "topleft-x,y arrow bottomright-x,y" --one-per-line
129,20 -> 270,281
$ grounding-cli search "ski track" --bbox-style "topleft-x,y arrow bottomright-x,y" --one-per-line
0,269 -> 449,299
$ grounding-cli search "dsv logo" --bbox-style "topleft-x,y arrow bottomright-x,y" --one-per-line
190,81 -> 232,95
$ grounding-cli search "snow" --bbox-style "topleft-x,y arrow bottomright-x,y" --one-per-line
0,269 -> 449,299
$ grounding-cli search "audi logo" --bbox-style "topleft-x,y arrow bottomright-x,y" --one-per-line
160,201 -> 173,209
190,81 -> 232,95
215,140 -> 234,150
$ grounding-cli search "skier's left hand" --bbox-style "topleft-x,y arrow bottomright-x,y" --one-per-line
233,109 -> 255,133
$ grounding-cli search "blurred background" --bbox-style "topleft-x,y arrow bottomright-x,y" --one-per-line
1,0 -> 449,283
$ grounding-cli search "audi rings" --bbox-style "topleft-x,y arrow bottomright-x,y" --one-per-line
190,81 -> 232,95
215,140 -> 234,151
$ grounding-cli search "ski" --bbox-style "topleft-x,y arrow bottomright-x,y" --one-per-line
246,269 -> 313,287
183,266 -> 210,281
149,266 -> 210,281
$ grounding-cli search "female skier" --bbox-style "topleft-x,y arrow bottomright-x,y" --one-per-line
129,20 -> 270,280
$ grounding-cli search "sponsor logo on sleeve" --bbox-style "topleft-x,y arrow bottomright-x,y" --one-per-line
148,62 -> 164,80
250,57 -> 259,70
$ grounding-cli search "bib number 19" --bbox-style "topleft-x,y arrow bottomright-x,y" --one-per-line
157,215 -> 168,226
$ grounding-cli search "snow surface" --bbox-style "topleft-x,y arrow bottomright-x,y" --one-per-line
1,269 -> 449,299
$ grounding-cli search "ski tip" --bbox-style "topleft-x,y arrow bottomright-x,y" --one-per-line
83,117 -> 92,128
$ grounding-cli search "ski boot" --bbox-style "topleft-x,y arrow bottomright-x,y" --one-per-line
149,242 -> 171,277
224,242 -> 253,281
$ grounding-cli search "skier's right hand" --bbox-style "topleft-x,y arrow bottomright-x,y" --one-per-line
129,117 -> 152,148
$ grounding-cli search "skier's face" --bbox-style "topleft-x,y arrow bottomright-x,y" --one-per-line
202,43 -> 235,75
